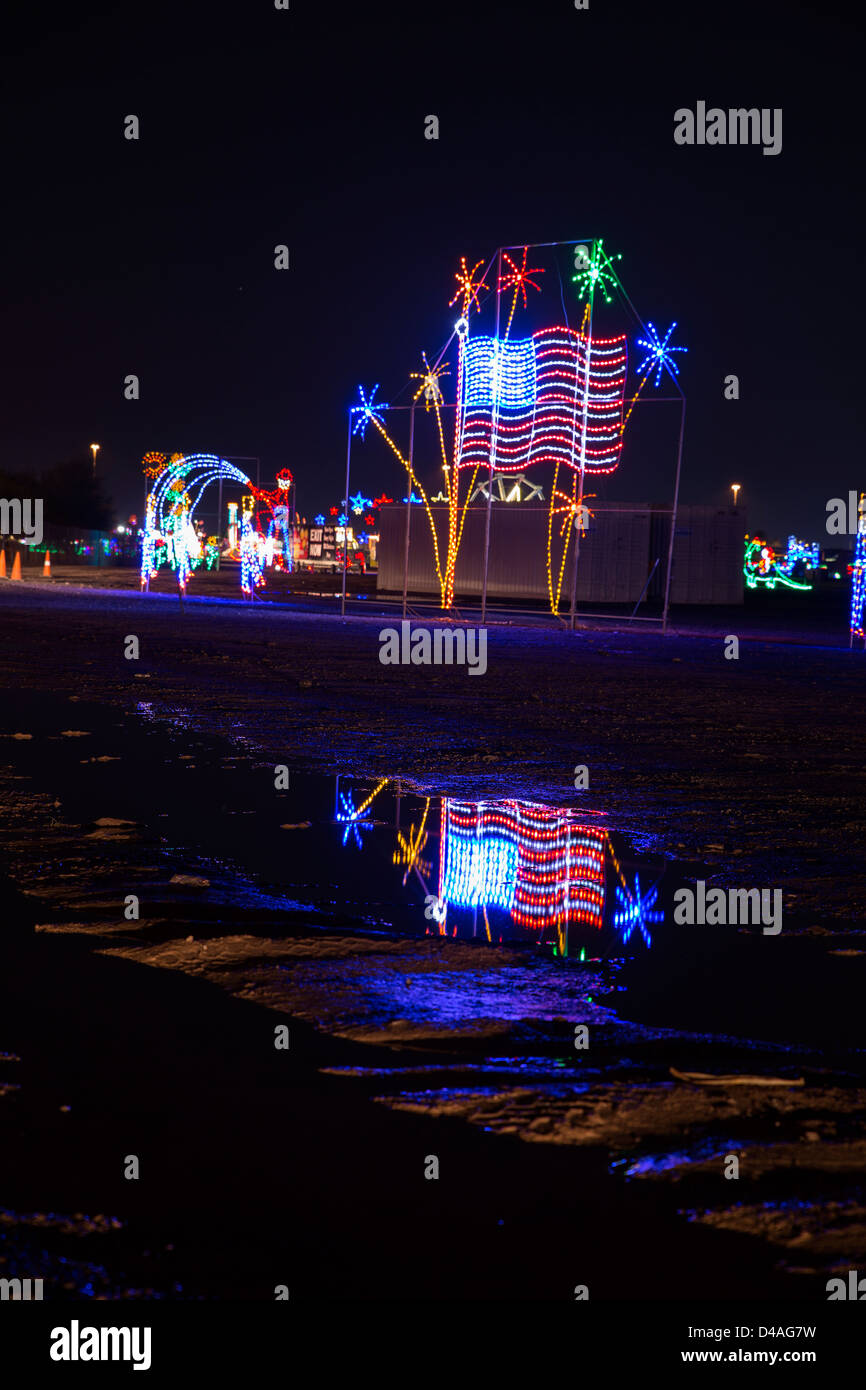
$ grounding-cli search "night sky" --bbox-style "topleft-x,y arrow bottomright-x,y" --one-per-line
3,0 -> 862,540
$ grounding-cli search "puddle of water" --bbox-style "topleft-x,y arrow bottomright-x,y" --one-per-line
5,689 -> 866,1056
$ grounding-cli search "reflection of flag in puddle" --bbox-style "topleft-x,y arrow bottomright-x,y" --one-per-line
441,799 -> 606,933
458,328 -> 628,477
441,826 -> 517,911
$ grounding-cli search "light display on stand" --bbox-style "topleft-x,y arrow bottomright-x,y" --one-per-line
347,238 -> 686,613
850,494 -> 866,643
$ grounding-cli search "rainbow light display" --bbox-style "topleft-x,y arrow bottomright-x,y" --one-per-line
440,799 -> 607,942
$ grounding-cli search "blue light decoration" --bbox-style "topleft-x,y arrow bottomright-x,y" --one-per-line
612,873 -> 663,948
634,321 -> 688,388
239,506 -> 265,595
781,536 -> 820,574
464,335 -> 537,410
402,493 -> 423,504
349,491 -> 373,514
314,513 -> 325,526
140,495 -> 158,581
335,789 -> 375,850
351,384 -> 387,440
850,494 -> 866,641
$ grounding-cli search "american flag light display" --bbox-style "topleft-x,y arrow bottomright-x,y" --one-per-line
457,327 -> 628,477
441,799 -> 606,933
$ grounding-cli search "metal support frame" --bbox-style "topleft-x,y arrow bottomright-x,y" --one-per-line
480,248 -> 503,624
661,395 -> 687,635
401,402 -> 416,619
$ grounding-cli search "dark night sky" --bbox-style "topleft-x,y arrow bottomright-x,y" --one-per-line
2,0 -> 863,540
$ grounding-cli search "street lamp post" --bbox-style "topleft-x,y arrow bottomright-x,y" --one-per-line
731,483 -> 741,507
90,443 -> 100,474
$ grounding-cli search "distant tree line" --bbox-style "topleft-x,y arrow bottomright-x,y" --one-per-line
0,457 -> 114,530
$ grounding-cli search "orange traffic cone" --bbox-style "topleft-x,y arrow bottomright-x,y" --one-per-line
42,549 -> 51,578
10,551 -> 22,581
0,550 -> 6,578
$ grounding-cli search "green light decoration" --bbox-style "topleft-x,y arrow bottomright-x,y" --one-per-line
744,535 -> 812,591
571,239 -> 622,305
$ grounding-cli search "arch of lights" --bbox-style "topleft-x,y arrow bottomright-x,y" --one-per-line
140,453 -> 265,594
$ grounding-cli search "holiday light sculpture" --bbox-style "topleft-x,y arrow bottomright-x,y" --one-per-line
458,327 -> 628,475
250,467 -> 295,574
449,256 -> 489,317
141,453 -> 261,593
239,497 -> 265,594
439,799 -> 607,953
571,239 -> 621,305
743,535 -> 813,591
335,779 -> 389,849
635,321 -> 688,388
351,379 -> 449,598
850,494 -> 866,642
352,384 -> 388,439
782,536 -> 820,573
612,872 -> 663,948
410,352 -> 450,411
142,451 -> 169,478
350,239 -> 683,610
393,799 -> 433,885
499,247 -> 545,338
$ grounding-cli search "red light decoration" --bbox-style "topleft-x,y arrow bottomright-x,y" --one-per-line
499,246 -> 545,339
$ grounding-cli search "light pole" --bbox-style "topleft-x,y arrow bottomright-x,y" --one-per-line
731,483 -> 741,507
90,443 -> 100,474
